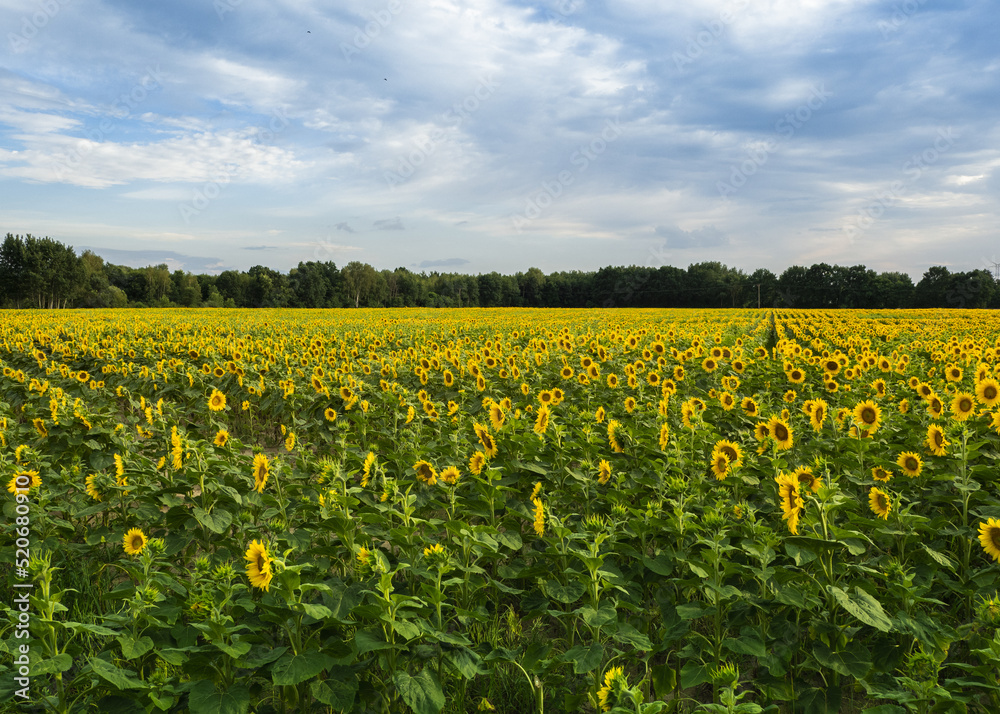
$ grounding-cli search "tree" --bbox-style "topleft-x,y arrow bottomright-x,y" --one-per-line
342,261 -> 379,307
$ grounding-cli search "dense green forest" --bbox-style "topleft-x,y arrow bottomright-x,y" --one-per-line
2,232 -> 998,310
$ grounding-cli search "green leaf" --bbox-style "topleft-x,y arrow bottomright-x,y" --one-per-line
192,507 -> 233,534
830,586 -> 893,632
271,651 -> 335,686
676,602 -> 714,620
391,618 -> 421,641
611,622 -> 652,651
89,657 -> 147,690
445,647 -> 482,680
723,635 -> 767,658
861,707 -> 906,714
310,669 -> 358,709
563,642 -> 603,674
214,639 -> 252,659
117,632 -> 154,660
545,579 -> 586,604
922,544 -> 957,571
355,628 -> 393,655
188,680 -> 250,714
394,667 -> 445,714
62,621 -> 119,637
496,530 -> 523,551
812,641 -> 872,679
30,654 -> 72,675
680,662 -> 711,689
298,602 -> 333,620
577,603 -> 617,628
642,553 -> 674,576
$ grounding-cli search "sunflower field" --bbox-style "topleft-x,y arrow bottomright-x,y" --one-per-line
3,307 -> 1000,714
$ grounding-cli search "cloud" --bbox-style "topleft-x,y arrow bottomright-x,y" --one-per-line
654,225 -> 728,250
78,246 -> 231,273
243,245 -> 276,250
373,217 -> 404,231
334,222 -> 355,233
417,258 -> 470,269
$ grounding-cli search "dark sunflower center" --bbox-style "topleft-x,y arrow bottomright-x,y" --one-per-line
131,536 -> 143,550
991,528 -> 1000,551
986,386 -> 998,400
861,408 -> 876,424
959,398 -> 973,412
905,457 -> 918,471
876,494 -> 888,510
256,553 -> 265,570
722,446 -> 737,461
933,431 -> 944,447
774,424 -> 789,441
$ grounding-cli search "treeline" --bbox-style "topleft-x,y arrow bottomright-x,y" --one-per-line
2,232 -> 999,310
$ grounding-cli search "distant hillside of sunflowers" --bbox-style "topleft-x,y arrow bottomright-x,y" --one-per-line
3,232 -> 1000,310
3,307 -> 1000,713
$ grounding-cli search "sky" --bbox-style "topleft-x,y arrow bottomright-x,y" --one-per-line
1,0 -> 998,280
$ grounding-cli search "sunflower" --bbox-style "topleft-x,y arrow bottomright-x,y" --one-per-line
925,424 -> 948,456
443,370 -> 455,387
624,396 -> 637,413
927,394 -> 944,418
673,365 -> 685,381
324,407 -> 337,422
474,424 -> 498,458
658,422 -> 670,450
702,357 -> 718,372
869,487 -> 891,520
950,392 -> 976,421
597,666 -> 628,712
489,403 -> 506,431
775,473 -> 804,534
533,405 -> 550,435
787,367 -> 805,384
978,518 -> 1000,562
976,378 -> 1000,408
945,365 -> 963,382
793,466 -> 823,494
898,398 -> 909,414
531,497 -> 545,536
897,451 -> 923,477
252,453 -> 270,492
362,451 -> 376,487
123,528 -> 148,556
538,390 -> 554,406
469,451 -> 486,475
741,397 -> 758,416
768,416 -> 794,450
244,540 -> 273,591
753,420 -> 771,441
719,391 -> 736,411
712,440 -> 743,470
853,400 -> 882,433
440,466 -> 461,485
784,390 -> 797,403
32,418 -> 47,437
595,406 -> 606,423
607,420 -> 624,453
597,459 -> 612,485
414,460 -> 438,486
560,366 -> 574,379
85,473 -> 103,501
710,452 -> 730,480
871,466 -> 893,482
207,389 -> 227,412
607,374 -> 619,388
7,470 -> 41,493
